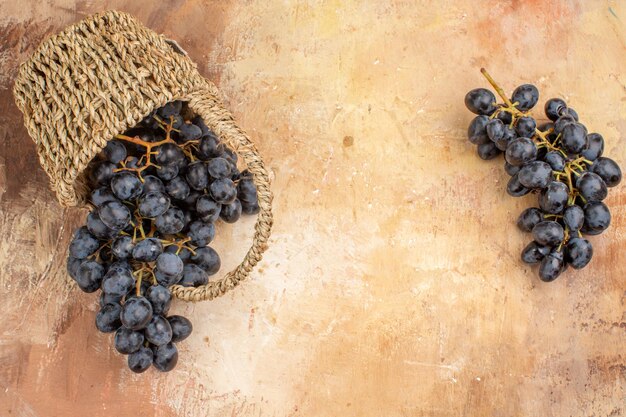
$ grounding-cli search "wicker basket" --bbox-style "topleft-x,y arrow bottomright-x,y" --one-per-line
13,10 -> 273,302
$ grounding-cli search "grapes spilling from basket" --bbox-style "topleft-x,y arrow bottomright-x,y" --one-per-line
465,69 -> 622,282
66,101 -> 259,373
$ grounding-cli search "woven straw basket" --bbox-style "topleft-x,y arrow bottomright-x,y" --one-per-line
13,10 -> 273,302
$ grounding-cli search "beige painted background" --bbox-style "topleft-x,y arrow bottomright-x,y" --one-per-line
0,1 -> 625,416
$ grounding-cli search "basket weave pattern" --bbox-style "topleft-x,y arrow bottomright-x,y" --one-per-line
13,10 -> 273,301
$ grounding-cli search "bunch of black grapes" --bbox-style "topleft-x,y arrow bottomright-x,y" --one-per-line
66,101 -> 259,372
465,69 -> 622,282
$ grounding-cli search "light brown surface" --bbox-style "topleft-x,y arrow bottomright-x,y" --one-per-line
0,1 -> 624,416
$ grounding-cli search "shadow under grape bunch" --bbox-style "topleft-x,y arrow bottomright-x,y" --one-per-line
465,69 -> 622,282
67,101 -> 260,373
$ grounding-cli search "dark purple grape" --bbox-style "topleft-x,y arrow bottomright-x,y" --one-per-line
67,257 -> 83,280
220,199 -> 242,223
576,172 -> 607,202
104,140 -> 127,164
582,202 -> 611,235
111,172 -> 143,200
152,342 -> 178,372
521,241 -> 551,264
517,207 -> 544,233
146,285 -> 172,315
539,181 -> 569,214
101,268 -> 135,297
537,122 -> 554,132
180,264 -> 208,287
156,164 -> 179,181
515,116 -> 536,138
581,133 -> 604,161
188,220 -> 215,247
157,101 -> 183,118
98,200 -> 131,230
124,157 -> 140,169
121,296 -> 153,330
222,148 -> 238,164
504,162 -> 520,176
207,157 -> 232,179
153,270 -> 180,288
165,245 -> 192,262
590,157 -> 621,187
90,187 -> 118,207
196,195 -> 221,222
496,110 -> 512,125
511,84 -> 539,111
532,221 -> 565,247
145,315 -> 173,346
168,316 -> 193,342
563,205 -> 584,231
560,123 -> 588,154
505,137 -> 537,166
210,178 -> 237,204
476,142 -> 500,160
156,143 -> 185,166
141,111 -> 160,129
99,291 -> 123,308
128,346 -> 153,373
155,252 -> 184,279
179,122 -> 203,141
69,227 -> 100,259
464,88 -> 496,115
241,200 -> 260,215
111,236 -> 134,259
155,207 -> 185,235
95,303 -> 122,333
181,190 -> 201,210
539,250 -> 564,282
132,238 -> 163,262
185,162 -> 209,190
486,119 -> 504,142
142,175 -> 166,194
198,133 -> 224,160
86,211 -> 116,239
192,115 -> 210,136
545,98 -> 567,121
467,115 -> 490,145
518,161 -> 552,189
115,328 -> 145,354
565,238 -> 593,269
553,115 -> 575,135
90,161 -> 115,186
494,125 -> 517,151
544,151 -> 566,171
165,176 -> 190,200
138,191 -> 171,218
562,107 -> 579,121
74,260 -> 105,293
191,246 -> 221,275
507,173 -> 531,197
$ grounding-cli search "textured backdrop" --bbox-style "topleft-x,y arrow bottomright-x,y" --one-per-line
0,1 -> 624,416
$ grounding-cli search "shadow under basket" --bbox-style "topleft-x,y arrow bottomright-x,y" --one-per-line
13,10 -> 273,302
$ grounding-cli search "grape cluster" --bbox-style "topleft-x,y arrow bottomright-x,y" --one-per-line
465,69 -> 622,282
66,101 -> 259,372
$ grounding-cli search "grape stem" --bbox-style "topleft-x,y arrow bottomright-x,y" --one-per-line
481,68 -> 514,108
114,118 -> 178,180
481,68 -> 530,126
136,269 -> 143,296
